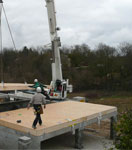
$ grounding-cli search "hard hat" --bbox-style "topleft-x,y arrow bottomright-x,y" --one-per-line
34,79 -> 38,82
36,87 -> 41,93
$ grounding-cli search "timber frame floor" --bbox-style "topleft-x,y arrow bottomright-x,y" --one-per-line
0,83 -> 33,91
0,101 -> 117,149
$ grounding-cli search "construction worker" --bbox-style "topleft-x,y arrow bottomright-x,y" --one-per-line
27,87 -> 46,129
33,79 -> 45,90
31,79 -> 50,100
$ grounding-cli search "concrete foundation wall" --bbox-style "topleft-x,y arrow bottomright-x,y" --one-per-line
0,126 -> 41,149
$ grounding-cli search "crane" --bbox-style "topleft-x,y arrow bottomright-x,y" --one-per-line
45,0 -> 72,100
0,0 -> 72,101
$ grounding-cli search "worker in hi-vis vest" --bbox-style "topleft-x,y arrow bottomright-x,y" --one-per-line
30,79 -> 50,100
33,79 -> 46,91
27,87 -> 46,129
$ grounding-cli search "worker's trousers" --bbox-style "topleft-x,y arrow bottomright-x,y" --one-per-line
33,104 -> 42,127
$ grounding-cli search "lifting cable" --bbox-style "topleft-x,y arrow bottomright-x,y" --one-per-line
0,2 -> 4,85
2,5 -> 17,51
0,2 -> 17,85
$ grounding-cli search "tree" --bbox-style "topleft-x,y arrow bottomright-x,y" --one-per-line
115,109 -> 132,149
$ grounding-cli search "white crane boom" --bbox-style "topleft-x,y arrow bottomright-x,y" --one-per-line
45,0 -> 62,83
45,0 -> 72,100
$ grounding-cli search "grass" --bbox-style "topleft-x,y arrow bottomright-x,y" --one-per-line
68,90 -> 132,138
68,90 -> 132,113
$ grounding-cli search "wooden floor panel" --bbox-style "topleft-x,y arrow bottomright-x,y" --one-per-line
0,101 -> 117,136
0,83 -> 33,91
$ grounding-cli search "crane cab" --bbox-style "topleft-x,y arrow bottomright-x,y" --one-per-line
49,79 -> 72,100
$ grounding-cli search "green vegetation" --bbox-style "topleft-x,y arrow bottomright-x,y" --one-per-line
115,109 -> 132,150
69,90 -> 132,113
1,42 -> 132,92
1,42 -> 132,149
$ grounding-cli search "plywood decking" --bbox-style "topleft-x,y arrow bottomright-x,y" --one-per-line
0,101 -> 117,136
0,83 -> 51,91
0,83 -> 33,91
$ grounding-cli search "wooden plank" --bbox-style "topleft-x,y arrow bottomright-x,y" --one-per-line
0,83 -> 33,91
0,101 -> 117,136
0,83 -> 51,91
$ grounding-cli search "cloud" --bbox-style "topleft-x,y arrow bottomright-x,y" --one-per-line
1,0 -> 132,49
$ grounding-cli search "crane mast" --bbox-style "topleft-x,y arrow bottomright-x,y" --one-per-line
0,0 -> 72,100
45,0 -> 72,100
45,0 -> 62,85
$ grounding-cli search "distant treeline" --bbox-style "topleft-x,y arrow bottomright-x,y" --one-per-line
1,42 -> 132,92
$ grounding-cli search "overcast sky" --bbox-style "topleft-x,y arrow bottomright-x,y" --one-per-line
1,0 -> 132,49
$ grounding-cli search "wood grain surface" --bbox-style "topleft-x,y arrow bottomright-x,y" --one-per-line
0,101 -> 117,136
0,83 -> 33,91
